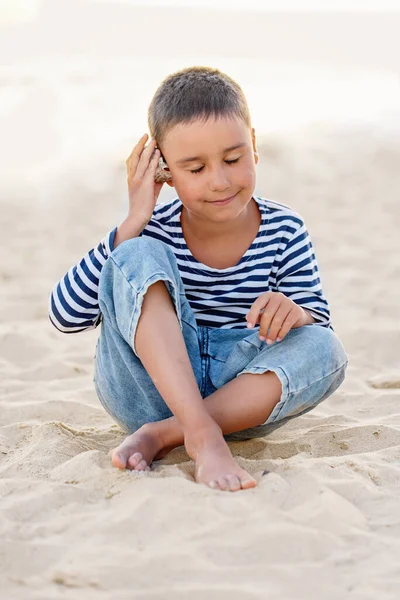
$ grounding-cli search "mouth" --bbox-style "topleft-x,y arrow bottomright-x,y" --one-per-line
208,192 -> 238,206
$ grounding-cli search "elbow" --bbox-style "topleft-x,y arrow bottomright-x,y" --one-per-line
48,314 -> 97,334
48,314 -> 75,334
48,287 -> 101,334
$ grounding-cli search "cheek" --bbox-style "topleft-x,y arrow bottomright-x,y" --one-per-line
171,172 -> 200,198
239,164 -> 257,187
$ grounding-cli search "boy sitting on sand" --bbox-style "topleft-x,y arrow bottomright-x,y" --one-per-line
49,66 -> 348,492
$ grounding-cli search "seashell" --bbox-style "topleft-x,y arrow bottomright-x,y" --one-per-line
154,155 -> 172,184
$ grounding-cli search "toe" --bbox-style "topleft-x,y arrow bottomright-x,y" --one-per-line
217,477 -> 230,492
135,459 -> 148,471
111,452 -> 127,469
127,452 -> 143,469
240,476 -> 257,490
226,475 -> 241,492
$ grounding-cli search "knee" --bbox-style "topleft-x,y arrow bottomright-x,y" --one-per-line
111,236 -> 177,271
99,236 -> 181,301
297,325 -> 348,376
267,326 -> 348,386
98,236 -> 185,349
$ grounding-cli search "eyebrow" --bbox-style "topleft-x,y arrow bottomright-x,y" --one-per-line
175,143 -> 247,165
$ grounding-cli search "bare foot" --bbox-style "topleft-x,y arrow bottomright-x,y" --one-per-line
111,424 -> 172,471
185,426 -> 257,492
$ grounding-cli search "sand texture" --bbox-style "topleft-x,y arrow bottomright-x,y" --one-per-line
1,119 -> 399,599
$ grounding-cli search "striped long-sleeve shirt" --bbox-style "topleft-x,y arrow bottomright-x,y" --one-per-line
49,195 -> 333,333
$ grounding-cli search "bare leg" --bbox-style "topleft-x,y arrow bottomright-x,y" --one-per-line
112,281 -> 282,491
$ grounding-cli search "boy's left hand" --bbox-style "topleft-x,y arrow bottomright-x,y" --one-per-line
245,291 -> 313,345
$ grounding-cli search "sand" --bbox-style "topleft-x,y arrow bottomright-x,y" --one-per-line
2,3 -> 400,596
0,115 -> 399,598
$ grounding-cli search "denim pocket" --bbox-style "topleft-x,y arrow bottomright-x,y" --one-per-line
209,333 -> 261,390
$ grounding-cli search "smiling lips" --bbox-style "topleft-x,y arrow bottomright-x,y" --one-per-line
210,193 -> 237,204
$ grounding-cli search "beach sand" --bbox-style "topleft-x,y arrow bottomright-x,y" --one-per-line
1,118 -> 399,598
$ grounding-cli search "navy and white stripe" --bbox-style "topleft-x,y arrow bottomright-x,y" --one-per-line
49,196 -> 332,333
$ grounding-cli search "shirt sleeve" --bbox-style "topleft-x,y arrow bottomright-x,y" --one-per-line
48,226 -> 118,333
274,217 -> 333,330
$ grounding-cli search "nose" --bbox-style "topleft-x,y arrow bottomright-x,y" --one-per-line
209,165 -> 230,192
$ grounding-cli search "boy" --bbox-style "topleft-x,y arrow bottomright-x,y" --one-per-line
49,66 -> 348,492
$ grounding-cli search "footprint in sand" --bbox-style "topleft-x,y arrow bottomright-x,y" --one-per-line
367,373 -> 400,389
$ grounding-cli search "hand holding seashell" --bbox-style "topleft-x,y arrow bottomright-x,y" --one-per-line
124,134 -> 168,227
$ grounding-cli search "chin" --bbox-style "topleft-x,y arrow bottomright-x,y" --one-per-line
206,205 -> 245,221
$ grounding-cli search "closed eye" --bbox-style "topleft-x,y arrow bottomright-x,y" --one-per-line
190,158 -> 240,174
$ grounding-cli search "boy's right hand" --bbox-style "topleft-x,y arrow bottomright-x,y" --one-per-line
114,135 -> 165,249
125,133 -> 165,227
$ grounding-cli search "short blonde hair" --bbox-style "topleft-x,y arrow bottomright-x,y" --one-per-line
148,66 -> 252,148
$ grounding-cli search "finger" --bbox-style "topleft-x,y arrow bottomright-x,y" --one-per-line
265,304 -> 291,344
126,133 -> 148,172
126,136 -> 151,175
258,296 -> 282,339
149,146 -> 160,163
135,138 -> 158,179
275,311 -> 299,342
144,148 -> 161,179
246,292 -> 272,328
126,134 -> 153,183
